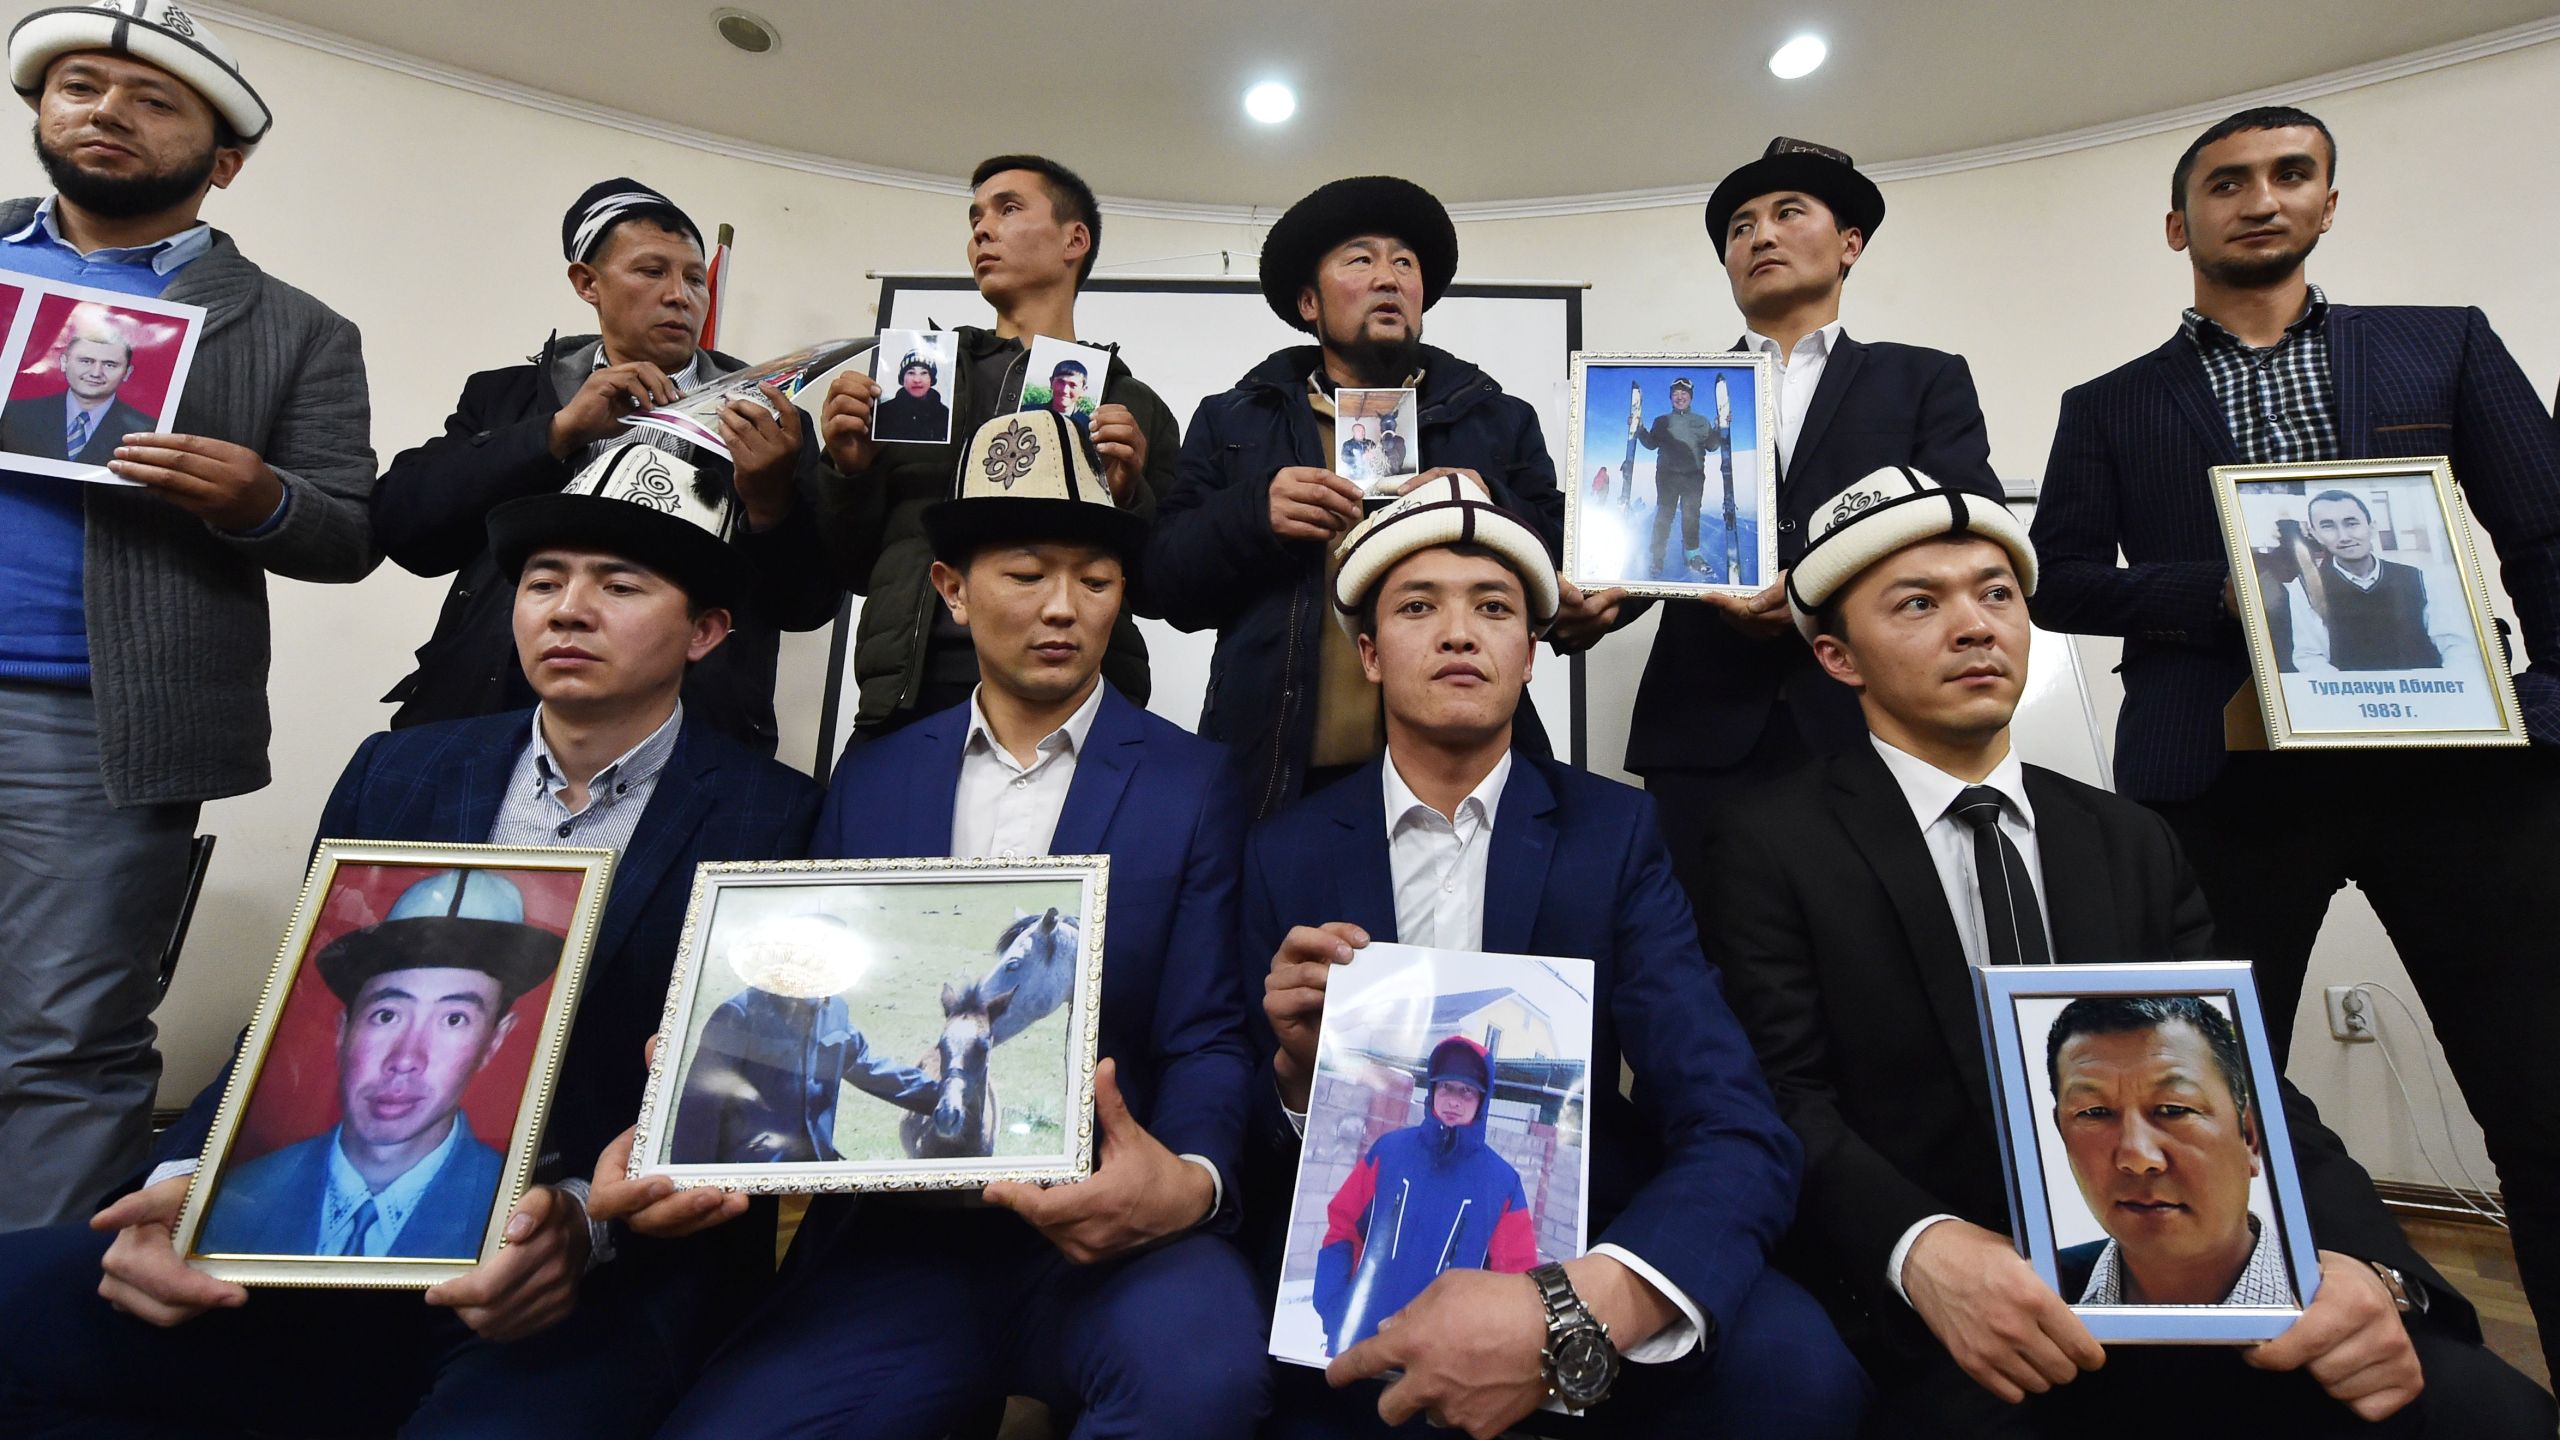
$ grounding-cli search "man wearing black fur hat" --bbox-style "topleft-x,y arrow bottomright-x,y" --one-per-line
373,177 -> 840,754
1149,174 -> 1579,816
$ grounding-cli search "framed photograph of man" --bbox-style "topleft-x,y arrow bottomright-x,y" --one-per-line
630,856 -> 1108,1194
1974,961 -> 2321,1342
1333,387 -> 1419,504
2212,457 -> 2525,749
1563,351 -> 1777,597
1016,335 -> 1113,457
0,280 -> 206,484
169,841 -> 613,1288
870,328 -> 959,445
1268,942 -> 1594,1369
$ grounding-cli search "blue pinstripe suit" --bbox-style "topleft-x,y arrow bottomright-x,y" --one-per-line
2030,302 -> 2560,1380
0,710 -> 823,1440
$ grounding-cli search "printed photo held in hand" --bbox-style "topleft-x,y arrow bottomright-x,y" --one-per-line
1333,387 -> 1419,503
169,842 -> 612,1288
0,278 -> 206,484
870,329 -> 960,445
1974,961 -> 2323,1342
1270,940 -> 1594,1369
1563,351 -> 1775,598
631,856 -> 1106,1193
1015,334 -> 1114,457
622,337 -> 867,460
2212,456 -> 2524,749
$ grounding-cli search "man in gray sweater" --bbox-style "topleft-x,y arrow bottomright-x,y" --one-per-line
0,2 -> 377,1229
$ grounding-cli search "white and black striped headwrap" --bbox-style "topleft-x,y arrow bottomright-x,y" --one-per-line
563,178 -> 702,263
1785,465 -> 2037,640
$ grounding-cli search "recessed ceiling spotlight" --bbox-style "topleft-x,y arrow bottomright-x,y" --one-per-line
712,8 -> 780,54
1768,34 -> 1827,79
1244,81 -> 1297,125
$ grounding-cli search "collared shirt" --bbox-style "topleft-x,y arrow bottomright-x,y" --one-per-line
61,390 -> 113,446
2077,1213 -> 2295,1307
487,702 -> 684,853
319,1118 -> 467,1257
1871,735 -> 2053,1304
1744,320 -> 1843,477
593,342 -> 701,397
950,681 -> 1105,860
2284,560 -> 2474,673
2181,285 -> 2339,465
1381,750 -> 1511,951
1868,736 -> 2052,969
0,194 -> 214,279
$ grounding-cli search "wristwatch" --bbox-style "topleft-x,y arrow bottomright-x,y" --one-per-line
1528,1262 -> 1618,1412
2366,1260 -> 2427,1316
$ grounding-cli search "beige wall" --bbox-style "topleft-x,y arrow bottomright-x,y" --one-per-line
12,21 -> 2548,1195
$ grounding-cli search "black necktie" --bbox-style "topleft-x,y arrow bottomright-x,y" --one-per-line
1950,785 -> 2051,966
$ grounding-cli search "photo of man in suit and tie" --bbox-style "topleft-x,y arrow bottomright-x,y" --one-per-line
196,867 -> 562,1261
0,303 -> 162,465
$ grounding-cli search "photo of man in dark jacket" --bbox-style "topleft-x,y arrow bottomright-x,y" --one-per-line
1633,376 -> 1731,578
370,178 -> 840,754
1311,1037 -> 1537,1356
871,349 -> 952,444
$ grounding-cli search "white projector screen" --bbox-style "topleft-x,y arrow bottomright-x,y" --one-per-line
815,274 -> 1587,777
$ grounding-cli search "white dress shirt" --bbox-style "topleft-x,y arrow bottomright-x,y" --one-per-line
1743,321 -> 1844,477
1371,749 -> 1706,1363
1867,735 -> 2051,1302
2283,561 -> 2475,672
951,681 -> 1105,860
950,682 -> 1223,1216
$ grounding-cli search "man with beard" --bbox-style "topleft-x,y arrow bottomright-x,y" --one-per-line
2030,104 -> 2560,1378
372,178 -> 839,754
810,155 -> 1180,742
0,305 -> 156,462
0,1 -> 377,1230
1148,175 -> 1594,816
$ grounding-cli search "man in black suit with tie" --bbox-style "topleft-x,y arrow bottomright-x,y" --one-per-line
2029,105 -> 2560,1374
1709,467 -> 2551,1437
0,311 -> 157,464
1584,138 -> 2004,890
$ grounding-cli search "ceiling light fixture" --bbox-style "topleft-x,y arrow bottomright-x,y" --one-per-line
1244,81 -> 1297,125
712,8 -> 780,54
1768,34 -> 1827,79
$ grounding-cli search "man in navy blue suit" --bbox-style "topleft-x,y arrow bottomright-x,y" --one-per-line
1244,474 -> 1865,1438
657,410 -> 1266,1439
2028,104 -> 2560,1375
0,440 -> 822,1439
1603,137 -> 2005,894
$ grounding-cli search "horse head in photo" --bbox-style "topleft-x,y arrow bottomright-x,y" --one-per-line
977,907 -> 1079,1046
900,980 -> 1008,1160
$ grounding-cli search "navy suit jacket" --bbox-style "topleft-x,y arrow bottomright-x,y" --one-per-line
2031,303 -> 2560,801
159,709 -> 824,1192
1627,335 -> 2002,775
195,1129 -> 503,1260
803,684 -> 1256,1226
1238,752 -> 1801,1333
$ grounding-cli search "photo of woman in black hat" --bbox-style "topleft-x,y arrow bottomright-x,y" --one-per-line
871,329 -> 957,444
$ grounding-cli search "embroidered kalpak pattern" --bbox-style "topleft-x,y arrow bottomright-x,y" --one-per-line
158,3 -> 196,36
615,450 -> 684,513
982,418 -> 1041,490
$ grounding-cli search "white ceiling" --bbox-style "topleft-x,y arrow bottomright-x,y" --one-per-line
215,1 -> 2556,211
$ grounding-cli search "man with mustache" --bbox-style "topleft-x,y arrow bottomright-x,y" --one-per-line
2029,104 -> 2560,1375
1149,175 -> 1582,817
0,0 -> 379,1231
811,154 -> 1179,743
373,177 -> 839,754
0,304 -> 156,462
2044,996 -> 2282,1308
1709,468 -> 2549,1434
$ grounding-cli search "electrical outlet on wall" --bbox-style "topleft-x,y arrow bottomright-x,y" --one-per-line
2324,985 -> 2376,1043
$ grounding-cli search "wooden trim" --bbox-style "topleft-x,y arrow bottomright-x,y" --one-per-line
2377,1179 -> 2509,1227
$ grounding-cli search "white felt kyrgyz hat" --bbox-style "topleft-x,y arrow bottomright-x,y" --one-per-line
487,441 -> 743,607
1785,465 -> 2037,641
1330,472 -> 1559,639
11,1 -> 270,142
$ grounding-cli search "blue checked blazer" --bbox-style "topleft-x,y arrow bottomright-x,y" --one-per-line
2031,304 -> 2560,801
157,710 -> 824,1184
